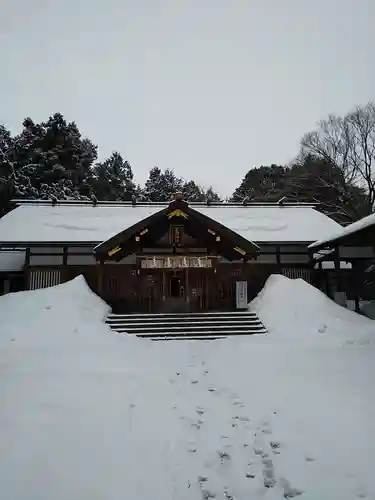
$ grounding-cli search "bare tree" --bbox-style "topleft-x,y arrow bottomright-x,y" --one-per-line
300,102 -> 375,219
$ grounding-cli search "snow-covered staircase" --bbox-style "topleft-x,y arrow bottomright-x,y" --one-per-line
106,311 -> 267,340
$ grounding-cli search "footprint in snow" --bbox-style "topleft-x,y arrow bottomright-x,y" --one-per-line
197,476 -> 216,500
232,415 -> 250,425
224,489 -> 235,500
246,472 -> 256,479
270,440 -> 281,454
198,475 -> 208,484
280,477 -> 304,498
218,451 -> 231,464
201,490 -> 216,500
191,419 -> 204,430
262,457 -> 276,489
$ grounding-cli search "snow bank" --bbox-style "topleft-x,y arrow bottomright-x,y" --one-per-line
0,275 -> 111,347
250,274 -> 375,342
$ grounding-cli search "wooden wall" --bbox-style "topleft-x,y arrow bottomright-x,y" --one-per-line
23,243 -> 316,313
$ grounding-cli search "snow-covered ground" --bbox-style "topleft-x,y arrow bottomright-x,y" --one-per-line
0,275 -> 374,500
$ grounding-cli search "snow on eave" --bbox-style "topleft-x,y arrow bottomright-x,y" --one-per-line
309,212 -> 375,250
0,241 -> 100,248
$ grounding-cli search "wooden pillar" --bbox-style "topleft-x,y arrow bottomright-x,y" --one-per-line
276,245 -> 281,273
136,258 -> 141,311
62,246 -> 68,283
25,248 -> 31,290
97,257 -> 104,297
352,261 -> 361,313
162,270 -> 166,303
334,245 -> 341,291
186,266 -> 190,311
205,268 -> 209,311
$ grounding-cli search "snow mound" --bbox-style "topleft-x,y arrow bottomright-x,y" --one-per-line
250,274 -> 375,342
0,275 -> 113,348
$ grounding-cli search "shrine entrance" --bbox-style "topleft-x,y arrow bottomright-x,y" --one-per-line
94,196 -> 258,313
163,269 -> 188,313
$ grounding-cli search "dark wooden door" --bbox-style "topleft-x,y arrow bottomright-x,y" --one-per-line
162,270 -> 188,312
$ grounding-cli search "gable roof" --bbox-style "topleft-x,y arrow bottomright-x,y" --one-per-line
94,200 -> 258,262
310,212 -> 375,250
0,202 -> 342,246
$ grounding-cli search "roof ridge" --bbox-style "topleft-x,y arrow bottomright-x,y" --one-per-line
11,199 -> 318,208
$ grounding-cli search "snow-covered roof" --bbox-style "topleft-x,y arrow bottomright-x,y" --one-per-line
310,212 -> 375,249
0,251 -> 25,272
0,203 -> 342,245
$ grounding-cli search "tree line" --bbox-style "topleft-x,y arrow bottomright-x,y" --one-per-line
0,113 -> 220,217
1,102 -> 375,223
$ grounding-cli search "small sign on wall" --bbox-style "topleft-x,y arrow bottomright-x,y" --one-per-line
236,281 -> 248,309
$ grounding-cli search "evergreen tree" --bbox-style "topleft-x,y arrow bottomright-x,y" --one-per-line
231,158 -> 367,223
143,167 -> 183,201
142,168 -> 221,203
205,186 -> 221,202
92,152 -> 136,201
182,181 -> 221,202
182,180 -> 206,201
11,113 -> 97,199
232,164 -> 287,202
0,125 -> 16,216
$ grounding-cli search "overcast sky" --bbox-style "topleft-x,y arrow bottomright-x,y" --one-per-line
1,0 -> 374,196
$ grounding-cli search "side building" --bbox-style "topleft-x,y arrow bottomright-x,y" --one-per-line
0,196 -> 361,313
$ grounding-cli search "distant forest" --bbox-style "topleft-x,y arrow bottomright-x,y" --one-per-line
1,101 -> 375,224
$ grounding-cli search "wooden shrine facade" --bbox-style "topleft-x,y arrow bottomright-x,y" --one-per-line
92,198 -> 260,312
0,197 -> 340,313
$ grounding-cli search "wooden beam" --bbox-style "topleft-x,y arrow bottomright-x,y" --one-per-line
334,245 -> 341,291
276,245 -> 281,271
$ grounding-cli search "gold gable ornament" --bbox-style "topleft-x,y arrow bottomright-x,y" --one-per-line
233,246 -> 246,256
167,209 -> 188,219
108,246 -> 121,257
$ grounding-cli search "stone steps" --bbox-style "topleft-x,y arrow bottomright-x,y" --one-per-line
106,311 -> 267,340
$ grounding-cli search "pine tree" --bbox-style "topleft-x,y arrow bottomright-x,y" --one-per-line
92,152 -> 136,201
231,165 -> 287,202
142,168 -> 221,203
0,125 -> 15,216
143,167 -> 183,201
205,186 -> 221,202
182,180 -> 205,201
11,113 -> 97,199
